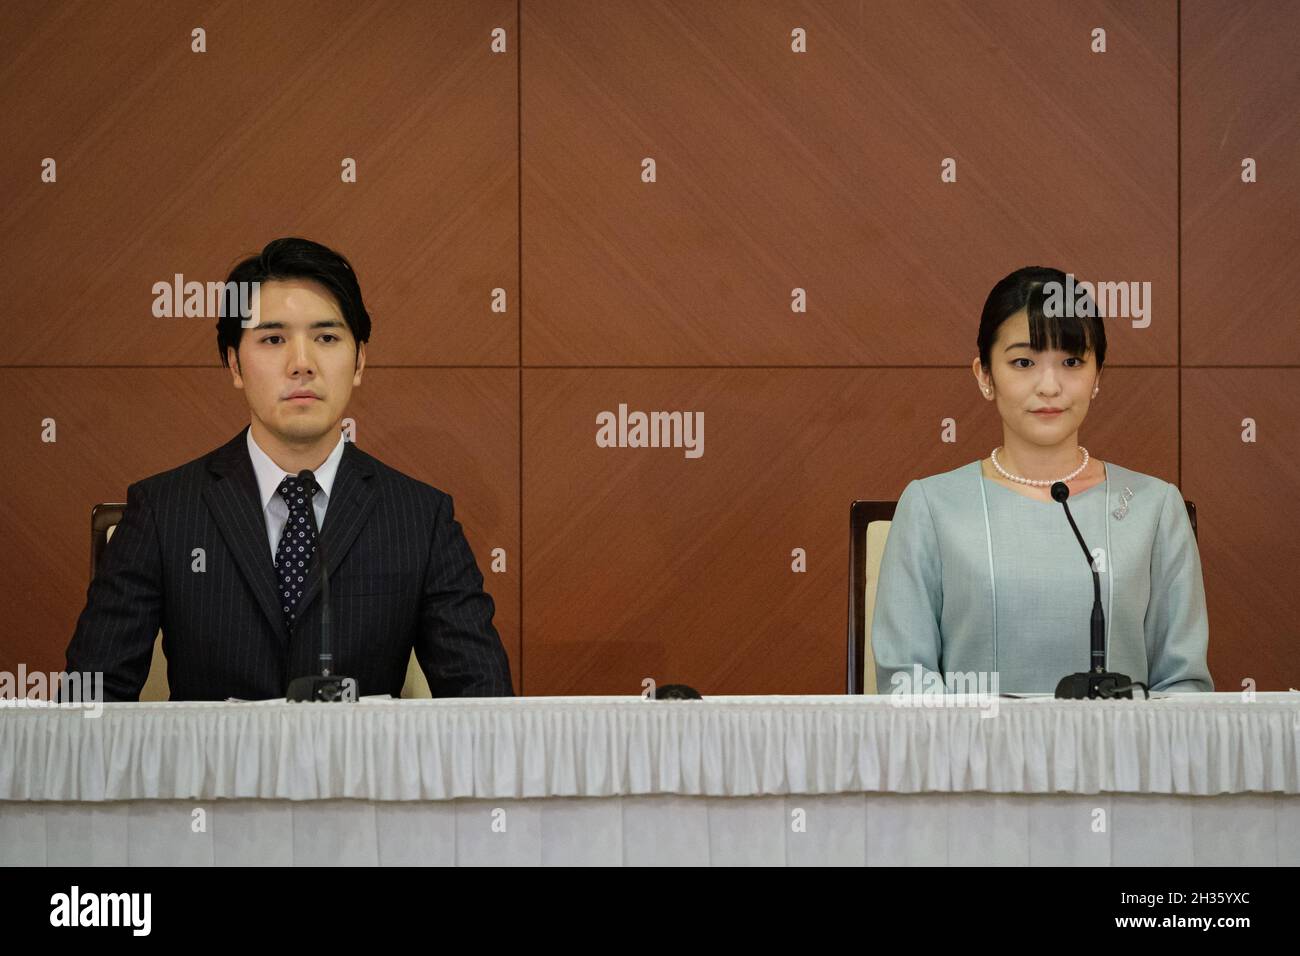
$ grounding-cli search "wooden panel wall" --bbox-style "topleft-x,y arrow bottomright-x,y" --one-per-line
1,1 -> 1295,694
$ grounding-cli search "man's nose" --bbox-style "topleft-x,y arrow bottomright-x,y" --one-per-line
287,336 -> 315,375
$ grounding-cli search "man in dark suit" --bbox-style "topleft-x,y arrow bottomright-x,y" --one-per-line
65,237 -> 514,701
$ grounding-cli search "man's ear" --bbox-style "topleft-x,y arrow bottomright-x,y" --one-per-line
227,347 -> 244,388
353,342 -> 366,385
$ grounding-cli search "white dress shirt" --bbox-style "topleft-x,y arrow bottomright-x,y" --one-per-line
245,427 -> 346,565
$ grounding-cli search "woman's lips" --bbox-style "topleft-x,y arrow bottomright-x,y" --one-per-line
1031,409 -> 1064,416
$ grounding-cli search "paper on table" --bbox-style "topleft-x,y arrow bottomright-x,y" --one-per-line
223,694 -> 396,703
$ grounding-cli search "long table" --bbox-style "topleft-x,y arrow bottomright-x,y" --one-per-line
2,693 -> 1297,865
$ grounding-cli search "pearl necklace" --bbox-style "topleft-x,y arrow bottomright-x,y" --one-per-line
991,446 -> 1089,487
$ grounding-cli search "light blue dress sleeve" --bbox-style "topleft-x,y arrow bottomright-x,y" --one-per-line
871,479 -> 944,694
1144,481 -> 1214,692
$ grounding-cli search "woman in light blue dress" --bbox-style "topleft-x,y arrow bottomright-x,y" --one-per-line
872,266 -> 1213,695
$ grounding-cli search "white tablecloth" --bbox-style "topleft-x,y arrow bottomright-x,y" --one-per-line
3,693 -> 1298,865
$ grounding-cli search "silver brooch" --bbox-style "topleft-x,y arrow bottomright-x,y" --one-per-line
1112,486 -> 1135,520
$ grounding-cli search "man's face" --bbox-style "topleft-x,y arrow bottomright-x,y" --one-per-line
226,279 -> 365,444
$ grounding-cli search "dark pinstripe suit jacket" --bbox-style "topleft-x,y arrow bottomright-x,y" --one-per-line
65,426 -> 514,701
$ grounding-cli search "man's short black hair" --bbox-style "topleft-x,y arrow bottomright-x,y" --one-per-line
216,237 -> 372,368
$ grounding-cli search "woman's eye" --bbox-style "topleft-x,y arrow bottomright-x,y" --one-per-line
1011,357 -> 1084,368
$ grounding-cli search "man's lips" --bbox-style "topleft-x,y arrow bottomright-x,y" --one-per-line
284,391 -> 320,402
1031,408 -> 1064,415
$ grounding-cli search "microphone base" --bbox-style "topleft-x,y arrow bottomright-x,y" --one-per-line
286,674 -> 356,702
1054,671 -> 1135,700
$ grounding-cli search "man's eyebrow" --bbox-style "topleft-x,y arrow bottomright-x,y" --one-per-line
251,319 -> 344,330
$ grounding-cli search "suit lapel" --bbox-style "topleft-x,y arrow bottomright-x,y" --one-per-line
292,440 -> 378,623
203,427 -> 290,645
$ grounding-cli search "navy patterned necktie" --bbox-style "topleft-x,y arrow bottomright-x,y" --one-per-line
275,475 -> 319,632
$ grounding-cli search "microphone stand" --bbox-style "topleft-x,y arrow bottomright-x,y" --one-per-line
1050,481 -> 1140,699
286,469 -> 355,702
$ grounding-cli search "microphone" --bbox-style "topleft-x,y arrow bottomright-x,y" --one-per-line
1050,480 -> 1138,699
286,469 -> 354,702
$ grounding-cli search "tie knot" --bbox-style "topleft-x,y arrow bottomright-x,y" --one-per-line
276,475 -> 317,508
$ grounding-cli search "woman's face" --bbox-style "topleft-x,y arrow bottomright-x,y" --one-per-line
971,309 -> 1101,445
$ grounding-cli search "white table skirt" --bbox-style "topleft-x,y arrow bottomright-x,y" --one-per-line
1,693 -> 1297,802
3,794 -> 1298,866
3,693 -> 1298,865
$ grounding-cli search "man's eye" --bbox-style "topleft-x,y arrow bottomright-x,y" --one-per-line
319,334 -> 338,343
262,336 -> 282,344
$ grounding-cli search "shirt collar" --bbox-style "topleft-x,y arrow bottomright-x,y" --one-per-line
245,426 -> 346,514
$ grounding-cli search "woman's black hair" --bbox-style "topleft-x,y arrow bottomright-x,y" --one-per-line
216,237 -> 371,368
977,266 -> 1105,372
